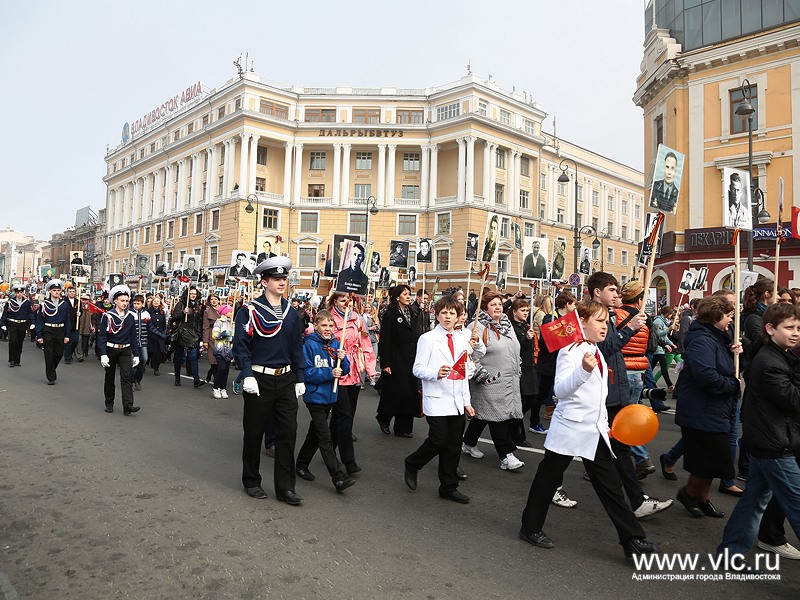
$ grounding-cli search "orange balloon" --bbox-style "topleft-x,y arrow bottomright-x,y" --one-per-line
0,282 -> 8,293
611,404 -> 659,446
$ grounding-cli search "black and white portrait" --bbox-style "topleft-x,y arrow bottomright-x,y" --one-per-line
182,255 -> 200,280
70,264 -> 91,278
335,240 -> 371,295
693,267 -> 708,291
311,270 -> 321,289
513,223 -> 522,251
482,214 -> 500,263
465,232 -> 479,262
377,267 -> 391,289
579,247 -> 591,275
134,254 -> 150,276
416,238 -> 433,264
638,212 -> 663,267
389,240 -> 409,268
325,234 -> 360,277
723,167 -> 752,230
154,262 -> 168,278
408,266 -> 417,285
649,144 -> 685,214
678,270 -> 694,293
228,250 -> 254,279
107,274 -> 123,288
522,237 -> 548,279
370,251 -> 381,275
70,251 -> 84,265
550,240 -> 566,281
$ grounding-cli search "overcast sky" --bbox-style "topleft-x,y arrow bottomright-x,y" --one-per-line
0,0 -> 646,241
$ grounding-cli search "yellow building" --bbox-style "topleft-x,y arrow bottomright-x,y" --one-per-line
635,1 -> 800,304
103,71 -> 644,295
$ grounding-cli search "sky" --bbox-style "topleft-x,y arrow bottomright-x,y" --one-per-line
0,0 -> 647,242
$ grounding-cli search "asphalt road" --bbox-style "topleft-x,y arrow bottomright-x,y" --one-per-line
0,341 -> 797,599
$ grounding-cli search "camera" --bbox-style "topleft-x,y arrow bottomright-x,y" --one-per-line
641,388 -> 667,401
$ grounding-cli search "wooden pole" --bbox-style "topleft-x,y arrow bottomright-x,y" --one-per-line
471,264 -> 491,329
734,229 -> 742,378
517,250 -> 522,292
642,212 -> 665,320
775,177 -> 784,283
332,292 -> 354,393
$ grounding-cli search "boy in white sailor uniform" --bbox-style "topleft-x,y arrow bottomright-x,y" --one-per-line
97,285 -> 141,415
1,284 -> 34,367
233,256 -> 305,506
35,279 -> 74,385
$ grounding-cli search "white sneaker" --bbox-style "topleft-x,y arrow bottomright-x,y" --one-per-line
461,443 -> 484,459
220,389 -> 229,399
634,495 -> 673,519
757,541 -> 800,560
551,486 -> 577,508
212,388 -> 222,399
500,453 -> 525,470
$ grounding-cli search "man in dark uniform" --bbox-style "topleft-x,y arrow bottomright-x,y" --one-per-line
233,256 -> 305,506
63,284 -> 80,364
0,284 -> 34,367
35,279 -> 74,385
97,285 -> 141,415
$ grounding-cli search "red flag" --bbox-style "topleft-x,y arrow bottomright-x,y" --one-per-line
178,274 -> 190,283
447,351 -> 468,380
792,207 -> 800,240
540,310 -> 584,352
83,301 -> 106,315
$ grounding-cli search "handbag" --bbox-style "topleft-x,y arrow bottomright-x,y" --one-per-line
179,326 -> 200,348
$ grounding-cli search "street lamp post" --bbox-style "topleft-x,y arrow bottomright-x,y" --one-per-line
363,195 -> 378,240
734,80 -> 758,270
244,193 -> 260,255
557,158 -> 580,276
578,225 -> 602,273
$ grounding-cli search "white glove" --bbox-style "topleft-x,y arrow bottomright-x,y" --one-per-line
295,383 -> 306,398
100,355 -> 110,368
29,324 -> 35,329
1,326 -> 5,331
132,356 -> 140,368
242,376 -> 259,396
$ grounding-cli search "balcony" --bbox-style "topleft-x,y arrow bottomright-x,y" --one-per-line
298,196 -> 332,206
395,198 -> 420,207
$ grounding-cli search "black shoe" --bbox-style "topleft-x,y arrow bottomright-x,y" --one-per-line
519,529 -> 555,549
334,477 -> 356,493
245,485 -> 268,499
652,404 -> 672,413
123,406 -> 141,416
659,454 -> 678,481
277,490 -> 303,506
345,461 -> 361,475
153,369 -> 160,376
104,405 -> 113,413
677,486 -> 704,518
623,538 -> 667,561
8,361 -> 13,367
718,484 -> 744,497
174,380 -> 181,386
457,466 -> 468,480
516,439 -> 534,448
47,380 -> 55,385
132,381 -> 141,391
296,467 -> 315,481
699,499 -> 725,518
14,362 -> 20,366
440,490 -> 470,504
404,464 -> 418,490
377,420 -> 391,435
193,380 -> 206,388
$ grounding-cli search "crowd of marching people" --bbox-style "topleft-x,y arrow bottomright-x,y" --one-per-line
2,260 -> 800,568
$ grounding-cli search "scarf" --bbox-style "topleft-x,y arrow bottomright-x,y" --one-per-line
399,306 -> 411,323
477,310 -> 513,341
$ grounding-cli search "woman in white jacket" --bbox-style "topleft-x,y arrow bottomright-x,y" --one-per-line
519,300 -> 665,563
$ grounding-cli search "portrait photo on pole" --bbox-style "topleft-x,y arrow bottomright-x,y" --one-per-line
182,254 -> 200,280
522,236 -> 549,279
70,251 -> 84,265
70,263 -> 92,278
256,235 -> 278,265
408,265 -> 417,286
311,270 -> 321,289
648,144 -> 685,214
693,266 -> 709,290
335,239 -> 372,295
550,240 -> 567,281
416,238 -> 433,264
325,234 -> 360,277
678,269 -> 694,293
513,223 -> 523,251
154,261 -> 168,278
40,265 -> 55,282
638,212 -> 664,267
134,254 -> 151,276
740,270 -> 759,291
496,267 -> 507,290
482,213 -> 500,263
370,251 -> 381,276
227,250 -> 255,279
579,246 -> 592,275
377,267 -> 391,289
465,232 -> 479,262
722,167 -> 752,230
388,240 -> 410,268
107,273 -> 123,288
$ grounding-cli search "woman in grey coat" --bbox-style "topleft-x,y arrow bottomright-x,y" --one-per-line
461,290 -> 526,470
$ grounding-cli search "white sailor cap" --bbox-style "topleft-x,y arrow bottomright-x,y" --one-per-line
45,279 -> 64,292
109,284 -> 132,300
254,255 -> 292,279
11,283 -> 26,292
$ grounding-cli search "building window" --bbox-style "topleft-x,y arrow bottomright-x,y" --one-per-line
607,221 -> 613,235
304,108 -> 336,123
498,253 -> 509,274
635,228 -> 641,243
592,190 -> 599,206
655,114 -> 664,147
165,251 -> 173,266
209,245 -> 218,266
173,130 -> 181,142
220,145 -> 225,164
524,119 -> 536,135
355,152 -> 372,170
115,234 -> 120,249
298,247 -> 317,268
436,102 -> 460,121
144,226 -> 151,245
396,109 -> 423,124
496,149 -> 506,169
622,199 -> 628,215
557,208 -> 565,224
309,151 -> 326,170
194,214 -> 202,234
499,109 -> 511,125
539,203 -> 546,219
234,98 -> 241,111
635,203 -> 641,219
256,146 -> 267,166
155,223 -> 162,242
401,185 -> 420,199
558,181 -> 566,196
519,190 -> 529,209
540,173 -> 547,189
436,249 -> 449,271
622,225 -> 628,239
259,99 -> 288,119
124,231 -> 130,248
180,217 -> 188,237
354,183 -> 372,199
606,247 -> 614,264
524,222 -> 535,237
262,208 -> 279,229
436,212 -> 451,235
520,157 -> 530,177
187,122 -> 194,135
403,152 -> 420,171
349,213 -> 367,235
500,217 -> 510,239
255,177 -> 266,192
398,214 -> 417,235
211,209 -> 220,231
202,183 -> 207,201
495,183 -> 505,205
576,213 -> 583,228
577,185 -> 583,201
608,195 -> 614,211
621,250 -> 628,266
592,217 -> 599,231
478,100 -> 488,116
353,108 -> 380,124
167,220 -> 175,238
730,84 -> 758,135
218,177 -> 223,196
308,184 -> 325,198
202,115 -> 209,127
299,211 -> 319,233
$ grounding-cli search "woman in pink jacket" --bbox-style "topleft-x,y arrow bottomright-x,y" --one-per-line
327,292 -> 378,475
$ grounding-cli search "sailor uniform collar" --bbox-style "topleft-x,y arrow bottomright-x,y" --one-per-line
105,309 -> 132,333
41,298 -> 63,316
8,298 -> 28,312
246,296 -> 287,338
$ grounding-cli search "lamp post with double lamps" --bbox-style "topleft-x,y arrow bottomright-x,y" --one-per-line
578,225 -> 602,272
557,158 -> 580,275
244,194 -> 260,255
363,195 -> 379,240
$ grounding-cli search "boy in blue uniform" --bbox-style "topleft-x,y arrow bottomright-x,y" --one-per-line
130,294 -> 150,391
35,279 -> 74,385
1,284 -> 34,367
296,310 -> 356,493
97,285 -> 141,415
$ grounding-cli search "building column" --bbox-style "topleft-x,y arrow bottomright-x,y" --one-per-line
133,179 -> 141,224
221,141 -> 230,199
143,173 -> 152,219
332,144 -> 342,206
177,158 -> 187,210
509,150 -> 519,211
428,144 -> 438,208
341,144 -> 351,203
488,144 -> 498,207
207,146 -> 218,202
191,153 -> 201,207
248,135 -> 260,196
377,144 -> 387,206
239,133 -> 251,196
386,144 -> 396,206
420,145 -> 430,208
456,137 -> 466,203
164,165 -> 174,213
282,142 -> 292,203
482,140 -> 492,203
225,137 -> 238,198
292,143 -> 304,204
465,135 -> 475,203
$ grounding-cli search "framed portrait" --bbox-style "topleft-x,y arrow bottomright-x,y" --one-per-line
310,270 -> 321,289
377,267 -> 391,289
648,144 -> 685,214
578,246 -> 592,275
638,212 -> 664,267
513,223 -> 523,251
482,213 -> 500,263
722,167 -> 752,230
69,251 -> 84,266
70,263 -> 91,278
465,232 -> 479,262
134,254 -> 151,276
182,254 -> 201,280
388,240 -> 410,268
522,237 -> 549,279
228,250 -> 255,280
335,240 -> 372,295
678,269 -> 694,293
550,240 -> 567,281
416,238 -> 433,264
369,251 -> 381,276
325,234 -> 360,277
693,267 -> 709,290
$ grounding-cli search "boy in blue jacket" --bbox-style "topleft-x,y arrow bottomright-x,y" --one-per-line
296,310 -> 356,493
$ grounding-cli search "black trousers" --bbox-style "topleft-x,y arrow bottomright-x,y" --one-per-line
513,394 -> 538,441
521,440 -> 646,544
7,322 -> 27,364
406,414 -> 466,494
463,417 -> 516,458
242,371 -> 298,495
104,347 -> 134,410
376,411 -> 415,435
296,403 -> 346,483
42,327 -> 65,383
331,385 -> 359,464
608,405 -> 645,511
